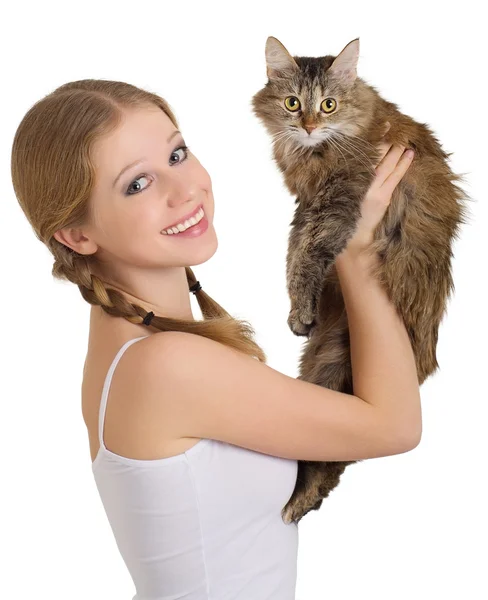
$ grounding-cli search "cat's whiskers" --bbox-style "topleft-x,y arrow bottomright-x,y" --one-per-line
271,128 -> 294,143
330,131 -> 376,175
334,130 -> 380,169
272,127 -> 327,160
324,135 -> 350,173
272,130 -> 302,153
332,130 -> 374,162
283,134 -> 309,158
340,130 -> 377,151
273,131 -> 298,154
294,141 -> 311,158
329,139 -> 372,173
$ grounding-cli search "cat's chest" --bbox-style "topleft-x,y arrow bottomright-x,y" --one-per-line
282,153 -> 368,200
289,176 -> 410,245
281,153 -> 331,196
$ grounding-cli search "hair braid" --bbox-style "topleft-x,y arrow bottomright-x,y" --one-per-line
48,238 -> 266,361
50,238 -> 146,324
12,78 -> 267,362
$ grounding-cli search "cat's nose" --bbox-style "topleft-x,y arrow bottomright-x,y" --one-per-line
304,124 -> 316,134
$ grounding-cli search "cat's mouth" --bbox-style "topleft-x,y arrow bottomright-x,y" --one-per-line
298,129 -> 330,148
299,134 -> 327,151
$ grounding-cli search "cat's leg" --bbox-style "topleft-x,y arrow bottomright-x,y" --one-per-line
282,306 -> 360,523
372,229 -> 453,385
286,200 -> 361,336
286,241 -> 324,336
282,460 -> 355,524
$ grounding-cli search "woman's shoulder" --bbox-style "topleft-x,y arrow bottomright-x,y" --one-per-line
82,330 -> 199,463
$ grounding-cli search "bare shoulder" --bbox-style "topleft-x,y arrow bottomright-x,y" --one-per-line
123,330 -> 207,383
90,331 -> 198,460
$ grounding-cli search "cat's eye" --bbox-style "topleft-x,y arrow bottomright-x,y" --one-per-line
284,96 -> 301,112
321,98 -> 337,113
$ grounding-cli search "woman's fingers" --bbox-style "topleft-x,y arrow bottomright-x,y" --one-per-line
374,143 -> 408,186
381,148 -> 414,195
371,123 -> 415,195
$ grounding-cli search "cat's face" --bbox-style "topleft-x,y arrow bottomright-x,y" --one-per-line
252,37 -> 368,152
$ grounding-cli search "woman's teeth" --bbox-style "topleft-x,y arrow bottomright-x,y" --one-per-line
161,207 -> 204,235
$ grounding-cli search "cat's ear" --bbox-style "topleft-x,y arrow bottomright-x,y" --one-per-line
265,36 -> 299,79
328,38 -> 360,87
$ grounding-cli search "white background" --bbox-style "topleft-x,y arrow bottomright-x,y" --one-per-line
1,1 -> 486,599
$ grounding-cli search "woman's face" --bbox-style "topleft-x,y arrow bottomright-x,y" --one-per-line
86,105 -> 217,276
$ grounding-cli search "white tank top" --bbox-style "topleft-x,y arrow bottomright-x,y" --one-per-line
91,335 -> 299,600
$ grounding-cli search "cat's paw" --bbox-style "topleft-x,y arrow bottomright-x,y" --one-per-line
282,496 -> 322,525
287,306 -> 315,336
281,503 -> 299,525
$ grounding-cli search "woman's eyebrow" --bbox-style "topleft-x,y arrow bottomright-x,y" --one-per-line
112,129 -> 182,189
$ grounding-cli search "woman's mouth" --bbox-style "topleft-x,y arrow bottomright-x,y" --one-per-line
160,207 -> 208,238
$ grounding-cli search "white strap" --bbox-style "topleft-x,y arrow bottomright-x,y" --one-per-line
98,336 -> 149,448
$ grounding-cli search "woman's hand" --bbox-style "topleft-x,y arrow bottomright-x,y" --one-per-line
343,122 -> 415,257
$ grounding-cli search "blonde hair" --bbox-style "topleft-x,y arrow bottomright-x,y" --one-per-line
11,79 -> 266,362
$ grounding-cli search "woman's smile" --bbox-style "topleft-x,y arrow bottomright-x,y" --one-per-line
160,207 -> 208,238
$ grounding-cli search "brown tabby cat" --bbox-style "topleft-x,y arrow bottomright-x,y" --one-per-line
251,36 -> 471,524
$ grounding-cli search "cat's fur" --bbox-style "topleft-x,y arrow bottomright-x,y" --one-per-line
251,37 -> 471,524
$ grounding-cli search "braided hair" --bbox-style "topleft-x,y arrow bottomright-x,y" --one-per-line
12,78 -> 266,362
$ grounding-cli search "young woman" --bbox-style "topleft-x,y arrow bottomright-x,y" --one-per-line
11,79 -> 419,600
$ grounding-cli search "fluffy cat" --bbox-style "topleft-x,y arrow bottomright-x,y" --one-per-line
251,36 -> 471,524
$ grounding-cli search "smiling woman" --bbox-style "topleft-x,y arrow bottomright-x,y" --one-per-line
10,79 -> 265,361
6,72 -> 320,600
9,79 -> 274,599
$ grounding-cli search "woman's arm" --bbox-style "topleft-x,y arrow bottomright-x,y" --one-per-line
335,247 -> 422,440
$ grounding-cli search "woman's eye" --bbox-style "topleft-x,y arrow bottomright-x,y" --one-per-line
126,174 -> 152,196
169,146 -> 189,164
125,145 -> 190,196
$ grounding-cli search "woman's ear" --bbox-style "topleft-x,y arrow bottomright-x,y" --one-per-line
53,227 -> 98,255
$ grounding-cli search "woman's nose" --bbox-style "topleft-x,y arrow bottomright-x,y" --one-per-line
163,173 -> 198,208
